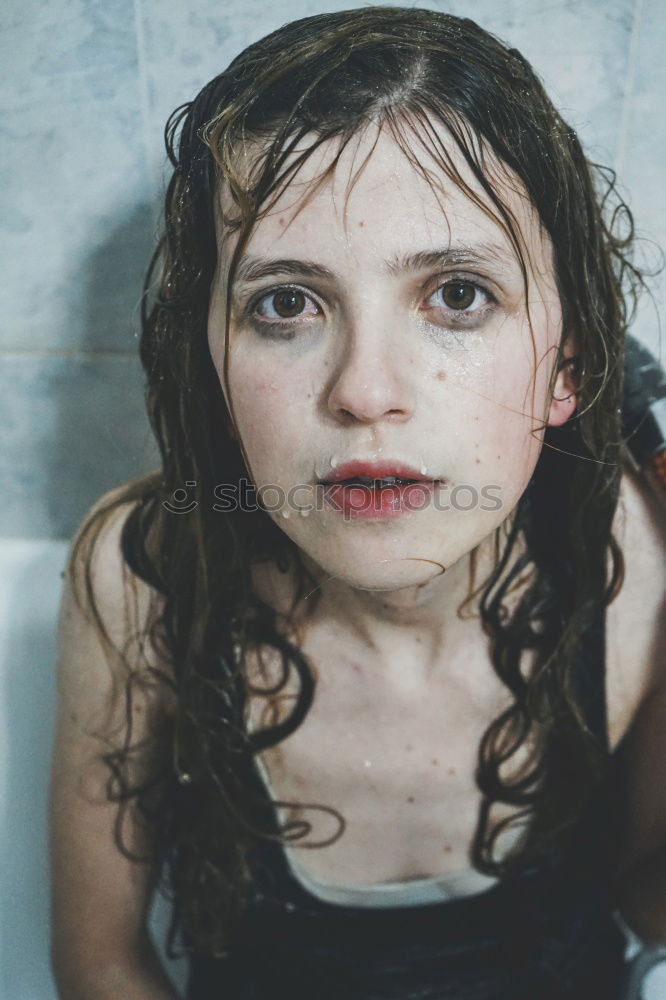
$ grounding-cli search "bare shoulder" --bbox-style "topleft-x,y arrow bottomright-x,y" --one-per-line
58,476 -> 174,728
606,458 -> 666,751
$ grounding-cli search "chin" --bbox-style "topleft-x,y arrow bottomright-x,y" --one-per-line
298,539 -> 451,594
328,566 -> 444,594
275,511 -> 500,593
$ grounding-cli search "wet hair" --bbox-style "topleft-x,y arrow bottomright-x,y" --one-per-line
70,5 -> 643,956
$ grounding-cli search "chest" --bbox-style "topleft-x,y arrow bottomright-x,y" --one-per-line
245,558 -> 655,885
249,601 -> 651,886
249,634 -> 546,885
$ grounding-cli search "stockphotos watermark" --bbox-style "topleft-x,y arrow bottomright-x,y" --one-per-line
162,479 -> 503,521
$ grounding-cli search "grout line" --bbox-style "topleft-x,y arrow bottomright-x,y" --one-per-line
615,0 -> 645,179
0,347 -> 139,360
0,535 -> 71,547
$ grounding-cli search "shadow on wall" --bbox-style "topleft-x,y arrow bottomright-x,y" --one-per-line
43,199 -> 161,538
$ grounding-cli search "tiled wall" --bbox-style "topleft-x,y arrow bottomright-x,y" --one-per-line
2,0 -> 664,540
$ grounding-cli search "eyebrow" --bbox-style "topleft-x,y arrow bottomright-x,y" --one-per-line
233,243 -> 516,285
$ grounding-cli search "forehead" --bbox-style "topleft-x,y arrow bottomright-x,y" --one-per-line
219,115 -> 552,283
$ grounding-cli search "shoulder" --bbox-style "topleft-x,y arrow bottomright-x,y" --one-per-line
67,473 -> 161,603
60,473 -> 173,703
606,456 -> 666,750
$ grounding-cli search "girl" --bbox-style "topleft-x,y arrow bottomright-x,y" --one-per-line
50,7 -> 666,999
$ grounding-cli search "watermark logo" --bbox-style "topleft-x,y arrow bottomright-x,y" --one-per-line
162,481 -> 199,514
162,479 -> 503,520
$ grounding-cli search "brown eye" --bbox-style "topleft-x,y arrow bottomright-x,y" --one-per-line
272,289 -> 306,318
440,282 -> 477,310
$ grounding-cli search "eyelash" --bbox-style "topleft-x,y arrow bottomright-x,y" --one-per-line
245,277 -> 496,340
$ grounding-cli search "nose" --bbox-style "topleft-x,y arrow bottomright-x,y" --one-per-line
325,313 -> 415,425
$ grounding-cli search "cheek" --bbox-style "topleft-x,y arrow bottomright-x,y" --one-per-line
228,366 -> 311,480
448,349 -> 549,491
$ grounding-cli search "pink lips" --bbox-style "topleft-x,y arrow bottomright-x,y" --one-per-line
322,460 -> 437,485
319,460 -> 443,520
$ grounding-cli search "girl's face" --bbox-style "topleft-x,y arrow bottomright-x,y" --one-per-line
208,119 -> 573,592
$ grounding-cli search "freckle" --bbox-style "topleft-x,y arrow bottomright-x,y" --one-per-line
351,662 -> 361,674
431,758 -> 438,766
473,416 -> 479,421
475,457 -> 480,464
405,744 -> 412,752
447,767 -> 456,776
279,217 -> 285,225
435,369 -> 446,381
496,454 -> 500,460
358,220 -> 364,228
443,844 -> 453,853
407,795 -> 415,803
415,636 -> 422,643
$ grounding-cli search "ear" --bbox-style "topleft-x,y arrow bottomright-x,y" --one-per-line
547,336 -> 579,428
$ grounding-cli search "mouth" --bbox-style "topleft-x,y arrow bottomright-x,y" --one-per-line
317,460 -> 443,520
319,460 -> 443,488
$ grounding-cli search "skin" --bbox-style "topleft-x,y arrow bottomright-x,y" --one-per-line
207,117 -> 577,682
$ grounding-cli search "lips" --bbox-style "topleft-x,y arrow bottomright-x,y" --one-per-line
318,460 -> 442,520
319,460 -> 441,486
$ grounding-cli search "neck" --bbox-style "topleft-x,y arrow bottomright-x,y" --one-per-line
251,524 -> 528,691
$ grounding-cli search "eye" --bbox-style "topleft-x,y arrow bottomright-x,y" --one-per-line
428,280 -> 492,314
253,286 -> 320,321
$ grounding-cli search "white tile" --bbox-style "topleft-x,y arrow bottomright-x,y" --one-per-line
0,0 -> 153,352
1,0 -> 137,112
616,0 -> 666,358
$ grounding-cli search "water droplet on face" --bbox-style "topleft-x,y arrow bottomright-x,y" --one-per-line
330,454 -> 340,469
299,508 -> 310,518
270,381 -> 278,390
363,759 -> 372,768
420,463 -> 428,476
281,509 -> 290,519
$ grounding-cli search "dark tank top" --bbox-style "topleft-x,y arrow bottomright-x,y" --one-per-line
185,607 -> 630,1000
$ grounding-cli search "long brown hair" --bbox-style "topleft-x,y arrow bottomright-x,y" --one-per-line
69,6 -> 643,956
